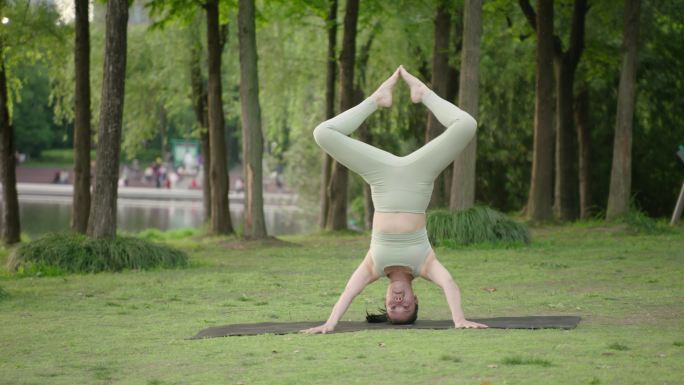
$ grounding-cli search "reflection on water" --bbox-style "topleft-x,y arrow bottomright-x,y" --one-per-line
15,198 -> 317,237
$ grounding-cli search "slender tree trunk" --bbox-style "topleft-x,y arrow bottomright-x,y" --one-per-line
319,0 -> 337,230
607,0 -> 641,220
355,25 -> 377,230
190,30 -> 211,221
158,105 -> 168,157
553,57 -> 579,220
522,0 -> 554,222
71,0 -> 91,234
427,1 -> 451,209
238,0 -> 267,238
450,0 -> 482,210
575,85 -> 592,219
206,0 -> 233,235
86,0 -> 128,239
0,56 -> 20,245
552,0 -> 587,221
327,0 -> 359,231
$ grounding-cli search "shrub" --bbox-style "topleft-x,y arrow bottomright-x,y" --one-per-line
427,206 -> 530,247
7,233 -> 188,274
617,207 -> 672,234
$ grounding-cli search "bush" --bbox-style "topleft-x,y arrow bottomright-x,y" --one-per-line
616,207 -> 672,234
427,206 -> 530,247
7,233 -> 189,274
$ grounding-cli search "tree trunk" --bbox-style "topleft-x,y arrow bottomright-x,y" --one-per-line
522,0 -> 554,222
426,1 -> 451,209
0,56 -> 20,245
86,0 -> 128,239
71,0 -> 91,234
552,0 -> 586,221
553,56 -> 579,220
327,0 -> 359,231
450,0 -> 482,210
189,29 -> 211,221
238,0 -> 267,239
206,0 -> 233,235
319,0 -> 337,230
575,85 -> 592,219
607,0 -> 641,220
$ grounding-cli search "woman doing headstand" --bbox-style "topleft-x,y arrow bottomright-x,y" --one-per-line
302,66 -> 488,334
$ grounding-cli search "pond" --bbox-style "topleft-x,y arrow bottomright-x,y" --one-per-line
12,195 -> 317,238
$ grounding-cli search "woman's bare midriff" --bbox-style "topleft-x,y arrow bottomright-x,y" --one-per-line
372,212 -> 426,233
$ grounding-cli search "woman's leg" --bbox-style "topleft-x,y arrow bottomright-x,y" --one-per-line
404,90 -> 477,178
313,98 -> 396,178
397,66 -> 477,179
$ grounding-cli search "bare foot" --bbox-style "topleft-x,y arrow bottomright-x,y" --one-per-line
399,65 -> 430,103
371,67 -> 401,108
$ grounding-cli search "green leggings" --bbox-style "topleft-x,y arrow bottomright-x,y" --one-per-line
313,90 -> 477,214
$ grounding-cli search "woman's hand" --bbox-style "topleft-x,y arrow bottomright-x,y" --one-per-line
300,323 -> 336,334
399,65 -> 430,103
453,319 -> 489,329
370,67 -> 401,108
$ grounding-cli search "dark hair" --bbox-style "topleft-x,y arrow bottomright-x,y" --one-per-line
366,303 -> 419,325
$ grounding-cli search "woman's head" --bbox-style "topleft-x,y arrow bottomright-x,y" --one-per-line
366,280 -> 419,324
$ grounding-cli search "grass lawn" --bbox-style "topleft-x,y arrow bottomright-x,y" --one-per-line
0,223 -> 683,385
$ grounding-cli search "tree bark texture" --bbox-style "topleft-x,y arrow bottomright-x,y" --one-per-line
86,0 -> 128,239
72,0 -> 91,234
238,0 -> 267,239
327,0 -> 359,231
552,0 -> 587,221
206,0 -> 233,235
607,0 -> 641,220
427,1 -> 451,209
0,56 -> 20,245
575,85 -> 592,219
355,25 -> 377,230
190,31 -> 211,221
520,0 -> 587,221
450,0 -> 482,211
522,0 -> 554,222
319,0 -> 337,230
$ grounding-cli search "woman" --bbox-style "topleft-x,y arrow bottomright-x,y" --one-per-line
302,66 -> 488,334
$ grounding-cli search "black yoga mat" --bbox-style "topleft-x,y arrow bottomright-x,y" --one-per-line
191,316 -> 581,339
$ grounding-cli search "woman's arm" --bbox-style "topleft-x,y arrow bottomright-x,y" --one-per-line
301,251 -> 380,334
422,254 -> 488,329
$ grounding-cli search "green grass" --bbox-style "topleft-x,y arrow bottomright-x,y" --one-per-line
0,224 -> 683,384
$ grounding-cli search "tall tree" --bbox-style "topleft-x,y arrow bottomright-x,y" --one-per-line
72,0 -> 91,234
356,25 -> 378,230
426,1 -> 451,209
206,0 -> 234,235
238,0 -> 267,238
520,0 -> 554,222
0,47 -> 20,245
521,0 -> 588,221
189,21 -> 211,221
450,0 -> 482,210
575,84 -> 592,218
327,0 -> 359,230
87,0 -> 128,239
319,0 -> 337,230
607,0 -> 641,220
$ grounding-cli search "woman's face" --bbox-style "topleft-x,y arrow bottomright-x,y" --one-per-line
385,280 -> 417,323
